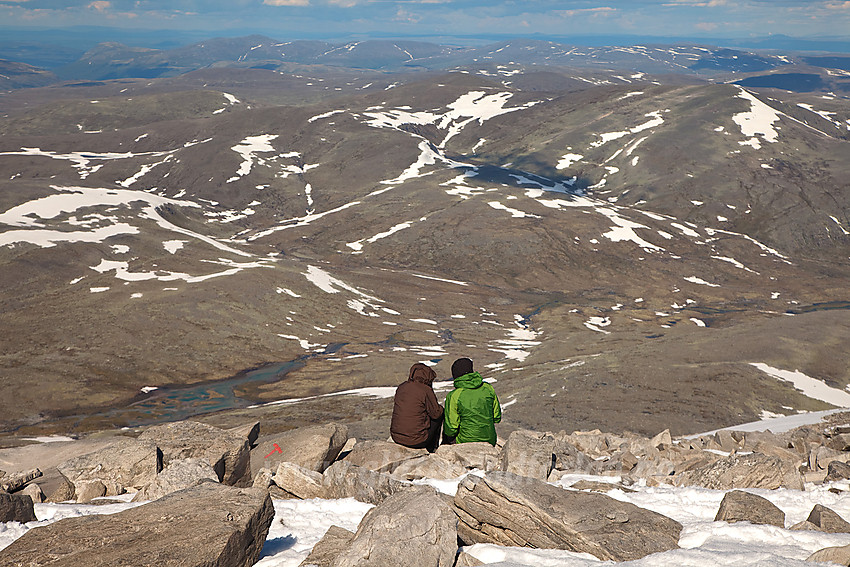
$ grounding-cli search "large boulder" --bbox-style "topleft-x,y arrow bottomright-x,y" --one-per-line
390,454 -> 468,481
0,492 -> 37,523
21,483 -> 45,504
46,474 -> 75,503
333,488 -> 457,567
321,461 -> 407,505
714,490 -> 785,527
75,480 -> 106,503
1,483 -> 274,567
343,440 -> 427,474
229,422 -> 261,448
674,452 -> 803,490
272,462 -> 325,499
298,525 -> 354,567
435,443 -> 501,472
499,429 -> 555,481
254,423 -> 348,474
453,471 -> 682,562
808,544 -> 850,564
827,460 -> 850,482
132,458 -> 219,502
57,438 -> 162,497
552,439 -> 595,475
138,421 -> 251,486
806,504 -> 850,533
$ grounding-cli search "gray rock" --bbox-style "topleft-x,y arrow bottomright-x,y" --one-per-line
333,488 -> 457,567
713,430 -> 744,452
809,446 -> 842,472
390,454 -> 468,481
298,525 -> 354,567
132,458 -> 219,502
253,467 -> 274,490
0,468 -> 42,493
828,433 -> 850,452
255,423 -> 349,474
21,482 -> 45,504
629,457 -> 675,485
273,462 -> 326,499
807,543 -> 850,564
790,520 -> 822,532
58,439 -> 161,497
46,473 -> 75,503
434,443 -> 501,471
807,504 -> 850,533
453,471 -> 681,561
674,452 -> 802,490
138,421 -> 251,486
454,551 -> 485,567
499,429 -> 555,481
229,421 -> 261,448
75,479 -> 107,503
343,440 -> 427,474
1,483 -> 274,567
321,461 -> 408,505
827,460 -> 850,481
553,439 -> 595,474
651,429 -> 673,449
567,480 -> 636,493
597,450 -> 640,475
714,490 -> 785,527
0,492 -> 36,523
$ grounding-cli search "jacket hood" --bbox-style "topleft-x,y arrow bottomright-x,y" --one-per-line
453,371 -> 483,389
408,362 -> 437,385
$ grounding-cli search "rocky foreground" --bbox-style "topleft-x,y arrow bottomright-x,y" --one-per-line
5,416 -> 850,566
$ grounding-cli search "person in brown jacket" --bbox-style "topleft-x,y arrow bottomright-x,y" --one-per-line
390,362 -> 444,453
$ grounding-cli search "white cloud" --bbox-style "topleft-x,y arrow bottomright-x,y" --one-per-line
263,0 -> 310,5
558,6 -> 617,17
87,0 -> 111,12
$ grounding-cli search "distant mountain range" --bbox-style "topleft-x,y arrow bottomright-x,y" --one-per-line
1,34 -> 850,94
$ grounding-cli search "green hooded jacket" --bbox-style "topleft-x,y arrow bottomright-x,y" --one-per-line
443,371 -> 501,445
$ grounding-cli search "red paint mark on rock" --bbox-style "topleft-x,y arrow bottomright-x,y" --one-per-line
264,443 -> 283,459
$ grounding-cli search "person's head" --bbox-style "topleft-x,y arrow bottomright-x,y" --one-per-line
408,362 -> 437,385
451,357 -> 474,379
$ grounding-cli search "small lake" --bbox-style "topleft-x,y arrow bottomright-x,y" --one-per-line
56,359 -> 306,432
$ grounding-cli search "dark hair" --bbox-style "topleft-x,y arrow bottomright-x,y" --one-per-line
451,357 -> 474,379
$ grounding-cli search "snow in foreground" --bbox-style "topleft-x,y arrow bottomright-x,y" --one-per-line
3,474 -> 850,566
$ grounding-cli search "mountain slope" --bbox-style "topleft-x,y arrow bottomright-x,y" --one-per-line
0,71 -> 849,437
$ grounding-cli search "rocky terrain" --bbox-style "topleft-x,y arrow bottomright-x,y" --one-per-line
0,37 -> 849,442
5,414 -> 850,565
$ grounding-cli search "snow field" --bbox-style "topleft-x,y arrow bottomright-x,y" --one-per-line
5,472 -> 850,567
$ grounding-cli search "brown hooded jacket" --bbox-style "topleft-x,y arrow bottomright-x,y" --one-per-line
390,363 -> 444,447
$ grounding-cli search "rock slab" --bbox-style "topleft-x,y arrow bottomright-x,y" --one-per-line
256,423 -> 348,474
454,471 -> 682,562
333,488 -> 457,567
132,458 -> 219,502
500,429 -> 555,481
298,525 -> 354,567
56,438 -> 162,496
0,492 -> 36,523
714,490 -> 785,527
138,421 -> 250,486
1,483 -> 274,567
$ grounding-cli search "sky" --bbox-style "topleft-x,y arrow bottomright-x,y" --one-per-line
1,0 -> 850,43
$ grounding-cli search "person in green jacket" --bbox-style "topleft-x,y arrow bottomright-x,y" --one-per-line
443,357 -> 501,446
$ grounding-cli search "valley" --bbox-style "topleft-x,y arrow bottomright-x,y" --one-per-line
1,37 -> 849,442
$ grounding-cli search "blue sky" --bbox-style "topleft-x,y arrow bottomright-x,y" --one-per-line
2,0 -> 850,41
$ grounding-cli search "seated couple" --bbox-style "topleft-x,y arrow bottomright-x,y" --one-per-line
390,357 -> 501,453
